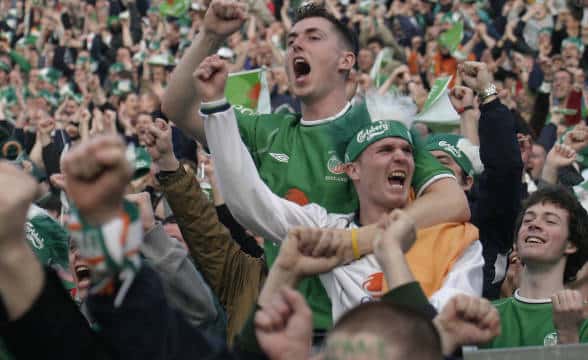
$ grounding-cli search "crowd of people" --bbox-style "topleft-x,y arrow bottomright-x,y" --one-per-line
2,0 -> 588,358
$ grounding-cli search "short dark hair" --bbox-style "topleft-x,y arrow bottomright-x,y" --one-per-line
514,185 -> 588,283
327,302 -> 441,360
367,35 -> 384,49
293,3 -> 359,57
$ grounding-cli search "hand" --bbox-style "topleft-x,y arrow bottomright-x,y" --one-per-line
202,0 -> 248,40
552,289 -> 586,344
564,124 -> 588,152
545,143 -> 576,169
125,192 -> 156,233
373,209 -> 417,259
38,115 -> 55,136
0,162 -> 40,245
275,228 -> 344,278
458,61 -> 493,93
433,295 -> 501,355
255,287 -> 312,360
295,228 -> 354,265
61,135 -> 133,225
143,118 -> 179,171
449,85 -> 476,110
193,55 -> 229,102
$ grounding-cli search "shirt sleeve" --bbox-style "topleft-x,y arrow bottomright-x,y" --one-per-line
429,240 -> 484,310
203,106 -> 331,244
412,139 -> 455,197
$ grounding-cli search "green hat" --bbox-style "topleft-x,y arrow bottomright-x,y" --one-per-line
109,62 -> 125,74
345,120 -> 413,162
111,79 -> 133,96
16,34 -> 38,48
425,134 -> 474,177
0,60 -> 10,72
132,146 -> 152,179
38,88 -> 59,107
38,67 -> 61,85
26,205 -> 70,271
59,85 -> 83,104
539,27 -> 553,36
562,37 -> 585,53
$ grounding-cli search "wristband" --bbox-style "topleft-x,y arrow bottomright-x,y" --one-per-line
200,97 -> 231,115
68,200 -> 143,307
351,228 -> 360,260
457,105 -> 475,114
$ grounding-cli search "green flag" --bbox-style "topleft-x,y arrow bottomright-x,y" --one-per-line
159,0 -> 190,18
439,21 -> 464,54
225,68 -> 271,114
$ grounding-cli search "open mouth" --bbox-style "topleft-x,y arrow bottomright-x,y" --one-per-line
524,236 -> 545,244
387,171 -> 406,190
75,265 -> 91,285
293,57 -> 311,80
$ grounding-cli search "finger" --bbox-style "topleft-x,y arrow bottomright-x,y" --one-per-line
282,287 -> 312,317
254,310 -> 274,331
154,118 -> 168,131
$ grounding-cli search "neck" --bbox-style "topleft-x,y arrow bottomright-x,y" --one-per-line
358,199 -> 399,226
300,88 -> 348,121
518,259 -> 566,299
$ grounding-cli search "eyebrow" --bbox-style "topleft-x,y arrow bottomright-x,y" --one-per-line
287,27 -> 326,41
523,210 -> 563,221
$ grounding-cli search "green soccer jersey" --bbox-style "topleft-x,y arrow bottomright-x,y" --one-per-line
482,290 -> 588,348
234,101 -> 452,330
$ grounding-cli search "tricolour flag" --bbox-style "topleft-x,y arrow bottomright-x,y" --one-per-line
225,68 -> 271,114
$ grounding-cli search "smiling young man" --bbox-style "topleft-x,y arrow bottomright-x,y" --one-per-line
482,186 -> 588,348
163,1 -> 469,331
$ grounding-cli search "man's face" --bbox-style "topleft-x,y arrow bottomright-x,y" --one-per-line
563,45 -> 580,67
357,49 -> 374,73
124,93 -> 139,115
430,150 -> 473,191
528,144 -> 546,180
116,48 -> 131,63
286,17 -> 353,101
553,70 -> 572,100
152,66 -> 167,83
68,240 -> 90,300
367,41 -> 382,56
516,202 -> 575,268
349,137 -> 415,211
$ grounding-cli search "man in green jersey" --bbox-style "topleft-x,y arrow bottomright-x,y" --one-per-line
162,1 -> 469,331
482,186 -> 588,348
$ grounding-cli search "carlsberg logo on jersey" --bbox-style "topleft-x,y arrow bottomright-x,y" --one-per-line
438,140 -> 462,158
327,152 -> 346,174
356,122 -> 390,143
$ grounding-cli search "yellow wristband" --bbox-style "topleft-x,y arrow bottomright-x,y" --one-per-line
351,228 -> 360,260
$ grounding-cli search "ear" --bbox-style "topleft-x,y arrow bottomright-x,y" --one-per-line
564,241 -> 578,256
463,175 -> 474,192
338,51 -> 355,73
345,162 -> 360,182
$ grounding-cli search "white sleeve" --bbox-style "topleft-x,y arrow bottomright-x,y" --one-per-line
429,240 -> 484,311
202,107 -> 330,243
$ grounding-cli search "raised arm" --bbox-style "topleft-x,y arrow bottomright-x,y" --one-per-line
161,0 -> 247,143
195,56 -> 331,243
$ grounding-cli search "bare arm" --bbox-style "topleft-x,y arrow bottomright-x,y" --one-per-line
161,0 -> 247,143
406,177 -> 470,229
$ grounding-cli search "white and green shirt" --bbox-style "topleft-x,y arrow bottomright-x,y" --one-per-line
205,102 -> 453,328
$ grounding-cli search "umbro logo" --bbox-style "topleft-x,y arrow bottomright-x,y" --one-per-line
269,153 -> 289,163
